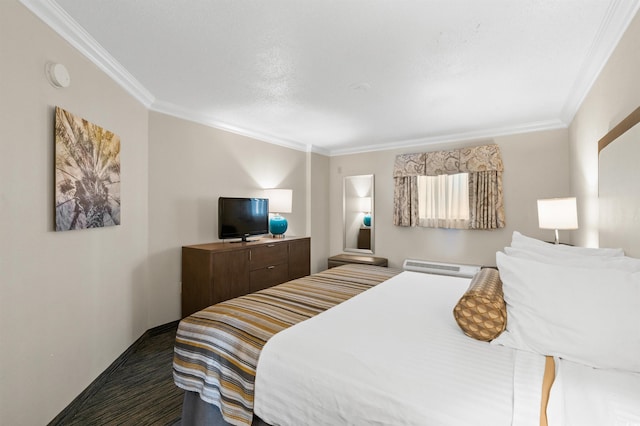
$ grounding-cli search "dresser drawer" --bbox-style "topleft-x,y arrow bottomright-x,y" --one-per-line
250,263 -> 289,292
250,243 -> 288,270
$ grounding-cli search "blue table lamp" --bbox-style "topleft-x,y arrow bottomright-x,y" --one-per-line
266,189 -> 292,238
359,197 -> 372,227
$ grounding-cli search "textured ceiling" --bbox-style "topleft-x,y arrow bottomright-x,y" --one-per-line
21,0 -> 640,155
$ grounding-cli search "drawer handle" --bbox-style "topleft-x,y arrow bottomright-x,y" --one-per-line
267,244 -> 275,248
267,265 -> 276,269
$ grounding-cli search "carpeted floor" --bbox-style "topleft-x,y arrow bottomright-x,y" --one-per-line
62,323 -> 183,425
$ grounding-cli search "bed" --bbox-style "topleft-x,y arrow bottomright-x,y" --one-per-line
174,262 -> 523,425
174,245 -> 640,426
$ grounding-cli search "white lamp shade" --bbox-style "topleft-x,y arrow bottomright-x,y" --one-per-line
265,189 -> 292,213
358,197 -> 372,213
537,197 -> 578,230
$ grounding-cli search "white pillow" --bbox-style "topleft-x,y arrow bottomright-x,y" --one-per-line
493,251 -> 640,372
504,246 -> 640,271
510,231 -> 624,257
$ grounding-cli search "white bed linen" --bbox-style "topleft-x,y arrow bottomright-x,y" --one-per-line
547,358 -> 640,426
254,271 -> 546,426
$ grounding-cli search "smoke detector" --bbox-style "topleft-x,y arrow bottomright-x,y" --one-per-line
46,62 -> 71,88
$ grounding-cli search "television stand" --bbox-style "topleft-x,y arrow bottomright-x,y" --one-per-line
181,236 -> 311,317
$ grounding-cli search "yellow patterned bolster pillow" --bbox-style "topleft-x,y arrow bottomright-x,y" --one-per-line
453,268 -> 507,342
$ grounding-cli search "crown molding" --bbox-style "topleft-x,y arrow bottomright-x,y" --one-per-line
20,0 -> 155,107
327,119 -> 568,157
150,100 -> 315,154
560,0 -> 640,124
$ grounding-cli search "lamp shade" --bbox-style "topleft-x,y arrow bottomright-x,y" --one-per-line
265,189 -> 292,214
358,197 -> 372,213
537,197 -> 578,230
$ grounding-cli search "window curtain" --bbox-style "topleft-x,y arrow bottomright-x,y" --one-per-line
393,144 -> 505,229
468,170 -> 505,229
392,153 -> 424,226
418,173 -> 470,229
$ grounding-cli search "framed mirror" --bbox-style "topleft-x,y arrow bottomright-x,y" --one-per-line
343,174 -> 374,254
598,107 -> 640,257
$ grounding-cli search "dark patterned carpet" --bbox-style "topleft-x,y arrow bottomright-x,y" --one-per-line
60,323 -> 183,425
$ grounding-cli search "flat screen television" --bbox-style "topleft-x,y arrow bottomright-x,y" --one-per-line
218,197 -> 269,242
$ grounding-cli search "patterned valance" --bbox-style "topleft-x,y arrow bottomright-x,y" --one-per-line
393,143 -> 505,230
392,153 -> 426,177
393,144 -> 503,177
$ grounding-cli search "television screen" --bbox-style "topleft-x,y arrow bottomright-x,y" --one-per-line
218,197 -> 269,242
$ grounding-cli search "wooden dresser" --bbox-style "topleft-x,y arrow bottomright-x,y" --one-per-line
181,236 -> 310,317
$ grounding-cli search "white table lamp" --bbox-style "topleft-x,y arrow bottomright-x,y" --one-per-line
537,197 -> 578,244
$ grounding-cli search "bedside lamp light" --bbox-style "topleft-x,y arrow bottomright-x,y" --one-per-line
537,197 -> 578,244
265,189 -> 292,238
358,196 -> 372,227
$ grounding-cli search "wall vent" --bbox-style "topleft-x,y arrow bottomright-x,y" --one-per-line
402,259 -> 481,278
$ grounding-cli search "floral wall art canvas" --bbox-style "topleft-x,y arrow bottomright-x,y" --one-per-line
55,106 -> 121,231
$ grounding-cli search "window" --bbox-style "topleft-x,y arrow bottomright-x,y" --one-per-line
417,173 -> 469,228
393,144 -> 505,230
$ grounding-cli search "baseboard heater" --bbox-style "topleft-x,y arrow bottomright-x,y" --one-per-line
402,259 -> 481,278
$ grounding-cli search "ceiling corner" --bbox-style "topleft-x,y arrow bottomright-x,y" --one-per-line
19,0 -> 155,107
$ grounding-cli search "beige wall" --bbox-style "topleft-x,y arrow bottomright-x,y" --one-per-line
147,112 -> 312,324
569,11 -> 640,249
330,129 -> 570,268
1,1 -> 149,424
308,152 -> 331,272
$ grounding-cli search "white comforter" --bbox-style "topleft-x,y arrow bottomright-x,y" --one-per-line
254,271 -> 546,426
547,357 -> 640,426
